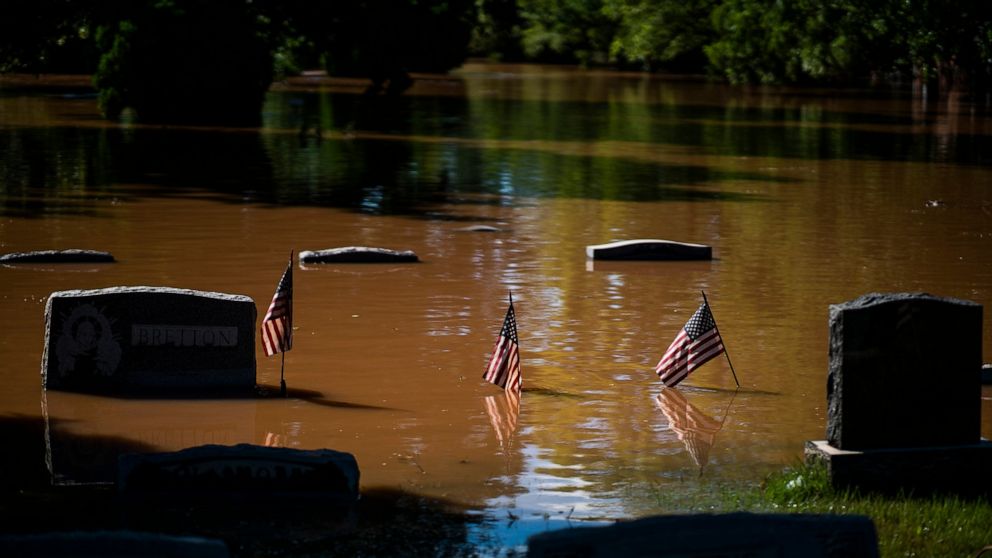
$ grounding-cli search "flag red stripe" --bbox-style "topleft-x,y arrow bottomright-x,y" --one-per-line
261,259 -> 293,357
655,301 -> 725,388
483,302 -> 522,394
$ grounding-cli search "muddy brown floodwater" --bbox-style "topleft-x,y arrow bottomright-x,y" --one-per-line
1,63 -> 991,550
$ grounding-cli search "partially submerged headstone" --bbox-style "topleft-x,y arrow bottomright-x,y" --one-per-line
825,292 -> 981,449
807,292 -> 991,496
0,531 -> 228,558
0,249 -> 115,263
526,513 -> 879,558
585,239 -> 712,261
299,247 -> 419,263
119,444 -> 360,503
42,287 -> 256,394
457,225 -> 502,233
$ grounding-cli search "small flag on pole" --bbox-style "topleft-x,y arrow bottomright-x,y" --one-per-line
655,300 -> 724,387
261,255 -> 293,357
483,296 -> 521,393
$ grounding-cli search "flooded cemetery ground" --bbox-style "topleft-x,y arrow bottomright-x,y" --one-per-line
1,64 -> 991,554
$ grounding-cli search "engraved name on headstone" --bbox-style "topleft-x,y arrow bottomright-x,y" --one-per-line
42,287 -> 256,393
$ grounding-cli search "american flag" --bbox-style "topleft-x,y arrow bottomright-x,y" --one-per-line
261,255 -> 293,357
655,301 -> 724,387
483,300 -> 521,393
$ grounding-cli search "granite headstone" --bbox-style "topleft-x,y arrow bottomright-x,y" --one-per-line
826,293 -> 982,450
119,444 -> 360,503
0,531 -> 228,558
299,247 -> 418,263
0,249 -> 115,264
42,287 -> 256,394
585,239 -> 712,261
526,513 -> 879,558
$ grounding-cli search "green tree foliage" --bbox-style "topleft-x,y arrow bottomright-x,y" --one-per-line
603,0 -> 718,72
2,0 -> 990,111
516,0 -> 619,65
93,0 -> 278,125
1,0 -> 477,123
0,0 -> 103,74
896,0 -> 992,91
284,0 -> 475,91
470,0 -> 526,61
704,0 -> 992,91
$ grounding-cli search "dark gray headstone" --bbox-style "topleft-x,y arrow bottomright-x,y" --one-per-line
299,247 -> 419,263
42,287 -> 256,394
827,293 -> 982,450
526,513 -> 879,558
0,531 -> 228,558
119,444 -> 360,503
585,239 -> 712,260
0,249 -> 115,263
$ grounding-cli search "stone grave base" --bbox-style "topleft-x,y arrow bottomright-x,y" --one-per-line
805,440 -> 992,496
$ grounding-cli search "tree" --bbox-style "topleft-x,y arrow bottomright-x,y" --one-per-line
603,0 -> 718,73
1,0 -> 477,124
516,0 -> 619,65
93,0 -> 278,125
704,0 -> 992,94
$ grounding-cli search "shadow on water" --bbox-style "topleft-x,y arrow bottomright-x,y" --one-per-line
0,414 -> 157,492
255,384 -> 407,412
676,385 -> 783,397
522,386 -> 584,399
40,384 -> 405,412
1,415 -> 477,556
4,424 -> 476,555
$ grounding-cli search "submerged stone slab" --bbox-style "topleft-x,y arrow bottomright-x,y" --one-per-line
119,444 -> 360,503
527,513 -> 879,558
0,249 -> 115,263
0,531 -> 229,558
585,239 -> 712,261
826,292 -> 982,450
457,225 -> 502,232
42,287 -> 256,394
805,440 -> 992,497
299,247 -> 419,263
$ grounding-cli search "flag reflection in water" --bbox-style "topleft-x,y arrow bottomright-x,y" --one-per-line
655,388 -> 728,476
484,389 -> 520,451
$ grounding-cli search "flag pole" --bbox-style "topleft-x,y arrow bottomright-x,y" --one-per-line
280,249 -> 293,398
701,290 -> 739,388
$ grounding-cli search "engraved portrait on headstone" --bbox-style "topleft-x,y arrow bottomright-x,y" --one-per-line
54,303 -> 121,383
